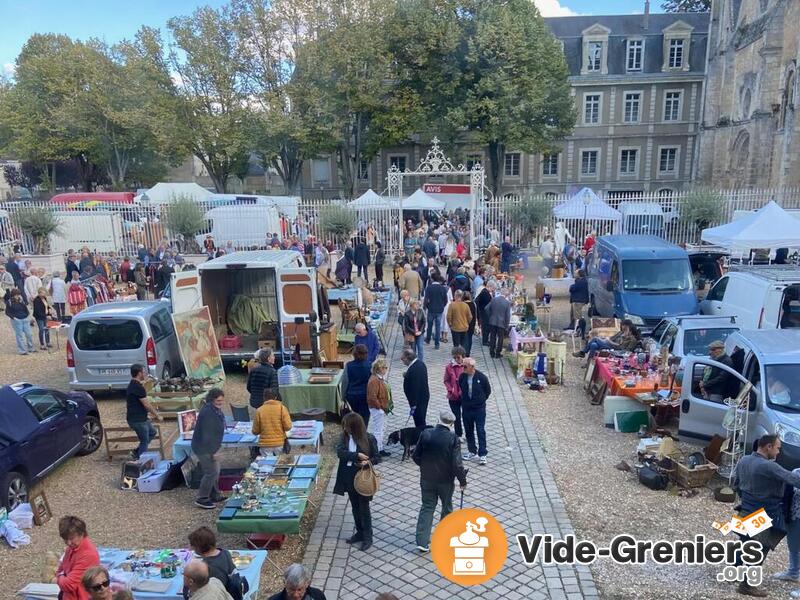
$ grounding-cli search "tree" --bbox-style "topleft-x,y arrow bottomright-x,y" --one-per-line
232,0 -> 339,195
680,188 -> 726,239
161,195 -> 206,253
298,0 -> 423,198
504,194 -> 552,247
11,207 -> 62,254
318,204 -> 356,244
661,0 -> 710,12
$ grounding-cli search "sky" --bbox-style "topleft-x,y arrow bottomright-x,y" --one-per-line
0,0 -> 660,75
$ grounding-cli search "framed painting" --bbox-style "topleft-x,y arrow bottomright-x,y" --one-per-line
172,306 -> 225,381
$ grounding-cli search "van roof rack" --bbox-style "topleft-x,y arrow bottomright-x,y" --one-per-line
728,264 -> 800,282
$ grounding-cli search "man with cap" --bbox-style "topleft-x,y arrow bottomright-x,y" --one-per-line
412,409 -> 467,553
700,340 -> 736,402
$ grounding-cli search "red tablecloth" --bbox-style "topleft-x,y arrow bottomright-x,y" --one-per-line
593,357 -> 677,398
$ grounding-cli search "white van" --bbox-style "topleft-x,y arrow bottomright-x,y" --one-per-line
618,202 -> 667,237
699,265 -> 800,328
678,330 -> 800,469
195,204 -> 281,250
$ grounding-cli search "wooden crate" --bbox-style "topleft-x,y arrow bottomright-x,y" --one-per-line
103,423 -> 176,462
148,390 -> 208,419
671,461 -> 718,488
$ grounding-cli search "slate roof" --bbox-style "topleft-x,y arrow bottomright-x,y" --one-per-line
544,13 -> 710,77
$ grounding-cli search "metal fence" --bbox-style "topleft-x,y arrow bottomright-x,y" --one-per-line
2,186 -> 800,258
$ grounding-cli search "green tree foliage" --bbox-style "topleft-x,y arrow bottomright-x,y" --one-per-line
504,194 -> 553,247
162,195 -> 206,252
318,204 -> 356,243
661,0 -> 710,12
680,188 -> 726,237
11,207 -> 63,254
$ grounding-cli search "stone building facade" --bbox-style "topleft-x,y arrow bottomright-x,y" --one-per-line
696,0 -> 800,188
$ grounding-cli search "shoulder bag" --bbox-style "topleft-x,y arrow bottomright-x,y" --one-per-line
354,461 -> 380,497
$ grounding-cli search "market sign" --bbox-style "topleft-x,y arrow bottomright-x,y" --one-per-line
423,183 -> 472,210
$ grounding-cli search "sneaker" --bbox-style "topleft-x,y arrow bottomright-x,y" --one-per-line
479,456 -> 488,465
738,581 -> 767,597
379,450 -> 391,457
572,351 -> 585,358
194,500 -> 215,510
18,352 -> 28,356
416,545 -> 430,553
462,452 -> 476,461
774,571 -> 800,582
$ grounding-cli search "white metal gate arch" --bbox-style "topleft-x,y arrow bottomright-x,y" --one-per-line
387,137 -> 485,251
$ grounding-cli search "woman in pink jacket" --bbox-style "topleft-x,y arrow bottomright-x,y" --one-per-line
56,516 -> 100,600
443,346 -> 466,439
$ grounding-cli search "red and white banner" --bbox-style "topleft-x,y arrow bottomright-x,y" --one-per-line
422,183 -> 472,209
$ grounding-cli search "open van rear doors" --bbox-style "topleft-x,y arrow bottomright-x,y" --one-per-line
170,271 -> 202,314
276,267 -> 318,356
678,356 -> 751,441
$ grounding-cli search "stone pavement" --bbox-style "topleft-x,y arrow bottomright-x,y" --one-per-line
302,315 -> 598,599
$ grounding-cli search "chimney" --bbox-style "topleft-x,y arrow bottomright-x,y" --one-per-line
643,0 -> 650,30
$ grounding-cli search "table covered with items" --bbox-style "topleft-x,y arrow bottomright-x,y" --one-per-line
172,420 -> 324,462
20,547 -> 266,600
281,369 -> 343,415
216,453 -> 321,535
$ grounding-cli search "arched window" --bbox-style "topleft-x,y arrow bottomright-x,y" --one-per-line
781,67 -> 796,129
730,131 -> 751,186
741,88 -> 752,119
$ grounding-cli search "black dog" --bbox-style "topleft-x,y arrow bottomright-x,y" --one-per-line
387,426 -> 432,461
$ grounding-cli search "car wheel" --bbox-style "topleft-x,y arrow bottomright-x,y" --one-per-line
77,416 -> 103,456
2,471 -> 28,511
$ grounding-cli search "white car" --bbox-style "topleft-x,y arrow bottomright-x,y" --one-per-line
648,315 -> 740,358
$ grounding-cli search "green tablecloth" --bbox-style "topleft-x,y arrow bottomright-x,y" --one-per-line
282,369 -> 342,414
216,498 -> 307,535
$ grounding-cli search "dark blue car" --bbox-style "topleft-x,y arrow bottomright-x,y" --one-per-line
0,383 -> 103,510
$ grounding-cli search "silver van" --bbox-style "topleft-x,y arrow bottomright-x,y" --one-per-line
678,329 -> 800,469
67,302 -> 183,391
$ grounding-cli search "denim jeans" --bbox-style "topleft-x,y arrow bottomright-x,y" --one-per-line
583,338 -> 613,358
415,479 -> 455,547
35,318 -> 50,347
425,312 -> 442,346
128,420 -> 156,458
462,407 -> 487,457
12,318 -> 34,354
785,518 -> 800,577
412,334 -> 424,362
196,452 -> 221,502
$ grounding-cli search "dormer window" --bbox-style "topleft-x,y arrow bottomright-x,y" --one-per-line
668,39 -> 684,69
662,21 -> 693,72
581,23 -> 611,75
587,42 -> 602,72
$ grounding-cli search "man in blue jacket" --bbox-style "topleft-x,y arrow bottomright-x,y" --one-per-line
192,388 -> 226,509
423,273 -> 448,349
458,358 -> 491,465
568,269 -> 589,334
354,323 -> 380,362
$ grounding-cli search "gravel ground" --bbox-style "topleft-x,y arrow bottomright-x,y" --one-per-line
0,315 -> 337,598
523,296 -> 796,599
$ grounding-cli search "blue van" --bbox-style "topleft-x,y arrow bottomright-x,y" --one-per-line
586,235 -> 698,333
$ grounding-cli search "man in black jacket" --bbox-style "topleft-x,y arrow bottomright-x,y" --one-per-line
701,340 -> 737,402
413,409 -> 467,553
475,282 -> 494,347
568,269 -> 589,333
423,274 -> 448,349
247,348 -> 280,409
354,238 -> 370,280
154,260 -> 174,298
458,358 -> 491,465
401,348 -> 430,429
192,388 -> 226,509
343,241 -> 355,284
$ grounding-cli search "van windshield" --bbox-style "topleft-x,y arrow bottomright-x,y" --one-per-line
74,319 -> 144,351
766,365 -> 800,412
622,259 -> 693,292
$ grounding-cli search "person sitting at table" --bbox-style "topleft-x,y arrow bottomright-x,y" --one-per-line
342,343 -> 373,426
354,322 -> 380,363
183,560 -> 232,600
82,566 -> 133,600
55,516 -> 100,600
267,563 -> 327,600
247,348 -> 279,410
572,319 -> 640,359
187,527 -> 236,592
252,389 -> 293,456
193,388 -> 227,510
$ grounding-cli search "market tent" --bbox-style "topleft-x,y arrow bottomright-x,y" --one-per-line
400,189 -> 446,211
553,188 -> 622,222
701,201 -> 800,250
136,182 -> 213,205
348,189 -> 397,208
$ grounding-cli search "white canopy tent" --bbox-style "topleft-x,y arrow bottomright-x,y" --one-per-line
553,187 -> 622,222
401,189 -> 446,211
701,200 -> 800,251
348,189 -> 396,208
136,182 -> 213,205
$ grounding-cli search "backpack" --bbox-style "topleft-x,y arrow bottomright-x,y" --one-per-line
226,571 -> 249,600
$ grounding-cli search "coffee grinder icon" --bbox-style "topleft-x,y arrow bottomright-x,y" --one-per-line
450,517 -> 490,576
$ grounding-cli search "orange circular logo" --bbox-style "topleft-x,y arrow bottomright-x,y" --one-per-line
430,508 -> 508,586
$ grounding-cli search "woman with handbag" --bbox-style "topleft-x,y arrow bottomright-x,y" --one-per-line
33,287 -> 54,350
334,412 -> 379,552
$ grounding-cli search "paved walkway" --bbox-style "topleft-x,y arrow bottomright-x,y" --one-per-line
302,315 -> 598,599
